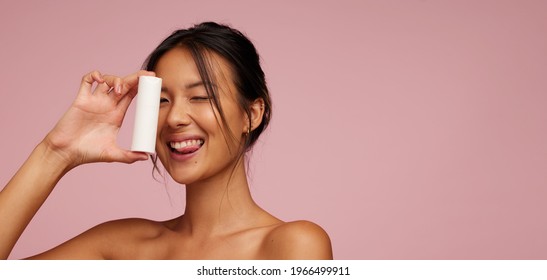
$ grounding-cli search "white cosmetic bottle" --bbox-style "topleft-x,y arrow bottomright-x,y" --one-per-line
131,76 -> 162,154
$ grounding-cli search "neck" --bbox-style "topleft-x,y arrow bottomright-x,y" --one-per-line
178,159 -> 261,236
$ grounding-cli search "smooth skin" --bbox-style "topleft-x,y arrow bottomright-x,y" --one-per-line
0,48 -> 332,260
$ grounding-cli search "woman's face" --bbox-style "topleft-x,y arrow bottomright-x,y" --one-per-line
154,47 -> 247,184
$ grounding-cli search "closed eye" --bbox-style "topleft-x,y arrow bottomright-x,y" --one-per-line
191,96 -> 211,102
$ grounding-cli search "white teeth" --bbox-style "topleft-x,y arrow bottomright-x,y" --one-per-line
170,139 -> 204,149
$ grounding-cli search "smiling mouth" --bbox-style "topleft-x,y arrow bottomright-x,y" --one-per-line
169,139 -> 205,155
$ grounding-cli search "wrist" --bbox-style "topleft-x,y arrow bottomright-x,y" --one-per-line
38,137 -> 79,172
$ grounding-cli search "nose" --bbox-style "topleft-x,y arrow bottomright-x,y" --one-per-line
166,98 -> 192,129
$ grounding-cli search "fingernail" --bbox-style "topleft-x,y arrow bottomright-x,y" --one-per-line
116,85 -> 122,94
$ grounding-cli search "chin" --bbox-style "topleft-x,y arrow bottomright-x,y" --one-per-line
165,170 -> 196,185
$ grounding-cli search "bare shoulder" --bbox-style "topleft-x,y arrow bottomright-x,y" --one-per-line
262,220 -> 333,260
92,218 -> 171,259
28,218 -> 168,259
79,217 -> 168,244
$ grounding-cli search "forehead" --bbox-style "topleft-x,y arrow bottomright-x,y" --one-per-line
155,47 -> 234,89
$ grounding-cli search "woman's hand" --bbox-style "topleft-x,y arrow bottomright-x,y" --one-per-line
44,70 -> 154,168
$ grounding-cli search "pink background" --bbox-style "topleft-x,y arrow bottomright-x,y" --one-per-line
1,0 -> 546,259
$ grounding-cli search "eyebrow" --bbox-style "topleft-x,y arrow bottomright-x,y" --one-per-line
161,81 -> 216,92
187,81 -> 218,90
186,81 -> 206,89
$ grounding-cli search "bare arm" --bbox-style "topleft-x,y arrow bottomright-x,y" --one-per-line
0,142 -> 71,259
0,70 -> 153,259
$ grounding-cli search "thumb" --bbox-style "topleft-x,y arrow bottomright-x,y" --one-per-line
113,150 -> 150,164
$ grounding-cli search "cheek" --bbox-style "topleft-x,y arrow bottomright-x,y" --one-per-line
193,105 -> 218,127
200,108 -> 244,152
155,110 -> 169,156
157,110 -> 167,130
190,103 -> 224,136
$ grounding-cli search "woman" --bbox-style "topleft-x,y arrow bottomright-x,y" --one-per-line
0,22 -> 332,259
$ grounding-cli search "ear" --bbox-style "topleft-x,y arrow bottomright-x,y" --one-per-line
244,98 -> 265,133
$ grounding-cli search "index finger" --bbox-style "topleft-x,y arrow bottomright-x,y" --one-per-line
120,70 -> 156,96
79,70 -> 104,94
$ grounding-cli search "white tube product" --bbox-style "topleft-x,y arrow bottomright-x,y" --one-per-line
131,76 -> 162,154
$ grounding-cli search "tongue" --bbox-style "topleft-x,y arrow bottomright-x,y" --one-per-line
175,145 -> 200,154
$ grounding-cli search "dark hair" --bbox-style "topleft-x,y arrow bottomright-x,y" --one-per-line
143,22 -> 272,175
